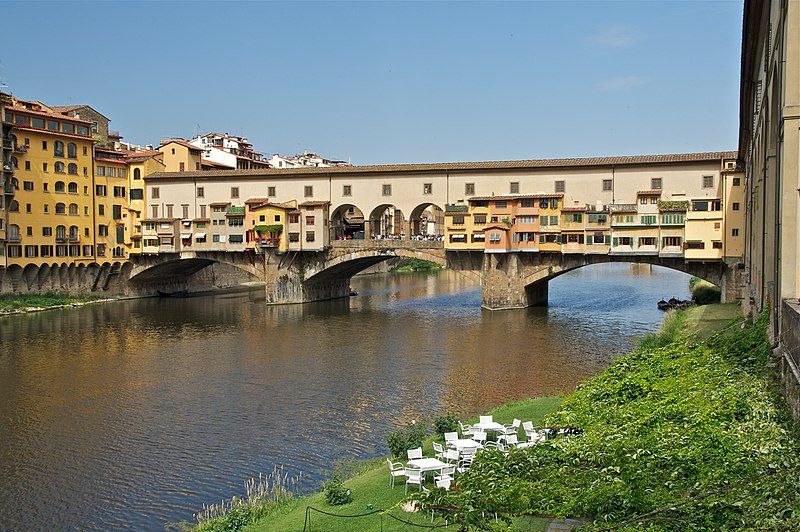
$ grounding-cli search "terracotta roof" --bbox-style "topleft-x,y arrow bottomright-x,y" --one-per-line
52,104 -> 110,121
144,151 -> 737,180
469,193 -> 564,201
637,190 -> 663,195
299,200 -> 331,207
209,201 -> 231,206
192,218 -> 210,222
6,104 -> 93,125
483,223 -> 510,231
245,197 -> 271,204
8,125 -> 95,142
159,139 -> 203,153
561,206 -> 586,212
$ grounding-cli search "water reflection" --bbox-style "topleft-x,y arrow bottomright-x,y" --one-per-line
0,263 -> 690,529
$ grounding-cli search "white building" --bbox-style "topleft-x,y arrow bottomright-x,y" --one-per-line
189,132 -> 270,170
267,151 -> 350,169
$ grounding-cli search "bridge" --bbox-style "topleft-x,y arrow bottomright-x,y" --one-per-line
125,240 -> 740,309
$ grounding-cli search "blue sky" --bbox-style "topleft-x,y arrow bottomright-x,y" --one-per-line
0,1 -> 743,164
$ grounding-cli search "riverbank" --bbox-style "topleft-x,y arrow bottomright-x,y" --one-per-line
191,302 -> 800,531
0,292 -> 113,315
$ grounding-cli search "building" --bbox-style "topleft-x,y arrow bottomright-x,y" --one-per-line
158,139 -> 203,172
190,132 -> 270,170
267,151 -> 349,169
0,97 -> 96,266
738,0 -> 800,416
51,104 -> 120,147
93,147 -> 129,260
124,150 -> 165,254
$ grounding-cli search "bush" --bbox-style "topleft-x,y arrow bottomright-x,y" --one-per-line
692,279 -> 721,305
433,413 -> 459,439
323,476 -> 352,506
688,276 -> 701,289
386,421 -> 426,458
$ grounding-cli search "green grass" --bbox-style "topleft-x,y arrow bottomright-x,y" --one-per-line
683,302 -> 740,339
193,397 -> 562,532
0,292 -> 100,312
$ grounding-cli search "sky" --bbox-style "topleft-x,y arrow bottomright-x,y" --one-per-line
0,1 -> 744,165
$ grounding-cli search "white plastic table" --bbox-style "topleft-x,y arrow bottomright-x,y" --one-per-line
472,421 -> 506,432
451,439 -> 483,452
406,457 -> 448,473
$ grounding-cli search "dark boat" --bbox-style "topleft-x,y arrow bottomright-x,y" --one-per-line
657,299 -> 670,311
157,289 -> 189,298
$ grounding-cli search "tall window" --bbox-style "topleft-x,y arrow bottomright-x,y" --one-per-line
509,182 -> 519,194
67,143 -> 77,158
651,177 -> 662,190
68,163 -> 78,175
68,203 -> 78,215
305,185 -> 313,197
267,186 -> 276,197
55,181 -> 66,193
702,175 -> 714,188
423,183 -> 432,195
54,141 -> 64,157
68,182 -> 78,194
231,186 -> 239,198
54,162 -> 65,174
554,180 -> 565,193
8,224 -> 19,240
342,185 -> 352,196
382,184 -> 391,196
196,187 -> 204,198
134,168 -> 141,180
465,183 -> 475,196
55,203 -> 65,214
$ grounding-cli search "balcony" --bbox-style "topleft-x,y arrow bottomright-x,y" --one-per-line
254,237 -> 280,248
445,204 -> 468,213
13,144 -> 28,154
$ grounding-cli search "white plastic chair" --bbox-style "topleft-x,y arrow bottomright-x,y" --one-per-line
407,447 -> 423,460
456,456 -> 473,474
435,477 -> 451,490
387,458 -> 406,488
435,465 -> 456,483
444,449 -> 459,464
444,431 -> 458,447
405,466 -> 423,494
472,431 -> 487,444
527,428 -> 546,444
522,421 -> 534,433
458,421 -> 474,437
479,415 -> 493,425
432,441 -> 445,460
505,434 -> 518,447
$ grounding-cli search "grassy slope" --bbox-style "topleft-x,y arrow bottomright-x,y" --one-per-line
243,397 -> 563,532
0,292 -> 99,312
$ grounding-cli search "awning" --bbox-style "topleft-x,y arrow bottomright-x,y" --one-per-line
194,233 -> 206,239
181,233 -> 193,238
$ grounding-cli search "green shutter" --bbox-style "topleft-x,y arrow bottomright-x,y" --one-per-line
613,237 -> 618,247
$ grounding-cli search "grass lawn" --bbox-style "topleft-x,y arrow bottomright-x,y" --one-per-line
683,302 -> 740,339
0,292 -> 100,312
235,397 -> 563,532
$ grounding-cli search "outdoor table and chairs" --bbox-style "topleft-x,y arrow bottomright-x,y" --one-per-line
450,438 -> 483,452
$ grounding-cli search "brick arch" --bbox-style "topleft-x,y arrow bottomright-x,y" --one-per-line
128,252 -> 264,283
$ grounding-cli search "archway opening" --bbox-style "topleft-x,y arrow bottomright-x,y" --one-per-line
368,204 -> 406,240
409,203 -> 444,240
330,204 -> 366,240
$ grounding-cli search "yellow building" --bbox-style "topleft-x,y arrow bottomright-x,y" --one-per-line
124,150 -> 164,254
722,169 -> 745,259
158,140 -> 202,172
94,147 -> 129,261
2,98 -> 96,266
537,194 -> 562,252
245,198 -> 296,253
684,197 -> 724,260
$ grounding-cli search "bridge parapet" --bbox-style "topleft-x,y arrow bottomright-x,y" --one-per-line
330,240 -> 444,251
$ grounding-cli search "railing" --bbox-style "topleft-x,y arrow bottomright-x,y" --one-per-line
331,239 -> 444,250
13,144 -> 28,154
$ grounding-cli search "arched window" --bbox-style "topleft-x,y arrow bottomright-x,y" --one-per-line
8,200 -> 19,212
8,224 -> 19,240
69,225 -> 79,240
54,141 -> 64,157
11,178 -> 18,189
68,163 -> 78,175
54,161 -> 65,174
67,142 -> 77,158
55,181 -> 65,193
133,168 -> 141,180
68,182 -> 78,194
68,203 -> 78,215
56,225 -> 66,240
10,156 -> 18,169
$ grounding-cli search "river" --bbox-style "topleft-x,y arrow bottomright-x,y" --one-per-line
0,263 -> 691,530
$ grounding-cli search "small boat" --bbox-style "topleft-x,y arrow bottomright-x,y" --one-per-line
658,297 -> 692,310
657,299 -> 670,311
157,289 -> 189,298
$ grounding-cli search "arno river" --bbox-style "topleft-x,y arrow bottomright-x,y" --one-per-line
0,263 -> 691,530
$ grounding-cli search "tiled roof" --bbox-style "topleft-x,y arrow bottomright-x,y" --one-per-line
561,206 -> 586,212
637,190 -> 663,195
298,200 -> 331,207
52,104 -> 110,121
6,104 -> 93,125
159,139 -> 203,152
483,223 -> 510,230
209,201 -> 231,206
144,151 -> 737,180
468,193 -> 564,201
244,197 -> 271,204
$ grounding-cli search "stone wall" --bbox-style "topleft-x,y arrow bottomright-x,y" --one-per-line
779,300 -> 800,420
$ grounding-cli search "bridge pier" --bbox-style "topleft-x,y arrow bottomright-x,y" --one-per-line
481,254 -> 549,310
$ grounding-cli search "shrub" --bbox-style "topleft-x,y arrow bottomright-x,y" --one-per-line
433,413 -> 459,439
386,421 -> 426,458
689,276 -> 701,289
692,279 -> 721,305
323,476 -> 352,506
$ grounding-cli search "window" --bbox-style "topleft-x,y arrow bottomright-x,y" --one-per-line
686,241 -> 705,250
289,232 -> 300,243
489,232 -> 502,243
68,163 -> 78,175
134,168 -> 141,180
640,197 -> 647,205
42,140 -> 48,150
588,213 -> 607,224
663,236 -> 681,247
452,215 -> 465,225
24,160 -> 30,171
67,143 -> 77,158
563,213 -> 582,223
732,202 -> 740,211
465,183 -> 475,196
471,233 -> 485,243
540,216 -> 549,226
197,187 -> 204,198
54,141 -> 64,157
54,162 -> 65,174
23,181 -> 33,191
305,231 -> 315,242
494,201 -> 507,209
521,198 -> 535,208
692,200 -> 709,211
651,178 -> 662,190
182,205 -> 189,219
151,187 -> 159,199
113,205 -> 122,219
97,166 -> 105,176
554,180 -> 565,193
231,186 -> 239,198
732,228 -> 740,236
42,227 -> 52,237
98,205 -> 105,216
199,205 -> 206,218
98,225 -> 109,237
306,215 -> 315,225
712,241 -> 723,249
651,197 -> 658,204
702,175 -> 714,188
517,215 -> 536,224
130,189 -> 143,200
305,185 -> 313,197
40,245 -> 53,257
8,224 -> 19,240
268,186 -> 276,197
343,185 -> 352,196
25,245 -> 38,258
43,162 -> 48,172
641,215 -> 657,225
68,203 -> 78,215
423,183 -> 432,195
113,186 -> 126,198
82,146 -> 88,155
55,203 -> 65,214
228,217 -> 243,226
229,234 -> 244,243
732,177 -> 741,186
274,214 -> 281,222
179,162 -> 185,172
68,182 -> 78,194
289,213 -> 300,224
95,184 -> 106,196
638,237 -> 656,247
152,205 -> 159,218
509,182 -> 519,194
661,213 -> 684,225
382,184 -> 391,196
549,215 -> 558,225
165,204 -> 173,218
602,179 -> 613,191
